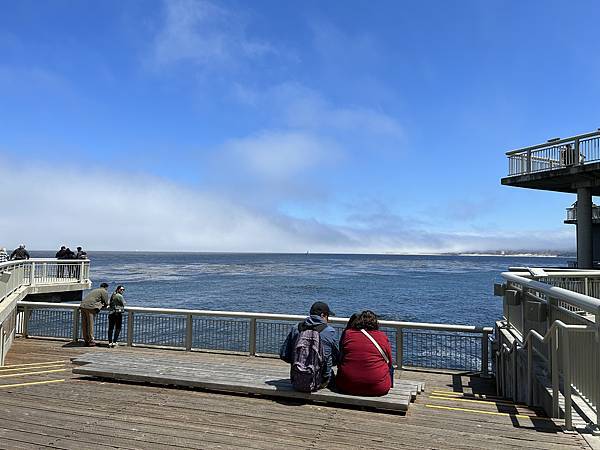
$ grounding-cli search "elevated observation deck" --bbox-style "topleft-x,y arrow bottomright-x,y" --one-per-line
0,259 -> 91,365
502,130 -> 600,194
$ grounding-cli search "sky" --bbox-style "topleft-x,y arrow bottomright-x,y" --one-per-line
1,0 -> 599,253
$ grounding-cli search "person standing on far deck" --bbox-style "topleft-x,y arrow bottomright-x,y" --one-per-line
73,246 -> 87,279
108,285 -> 126,348
10,244 -> 30,260
279,301 -> 340,391
80,282 -> 109,347
0,247 -> 8,263
56,246 -> 67,277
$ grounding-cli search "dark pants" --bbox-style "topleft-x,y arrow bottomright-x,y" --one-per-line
108,312 -> 123,343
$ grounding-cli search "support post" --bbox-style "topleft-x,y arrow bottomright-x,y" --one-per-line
481,330 -> 489,377
72,308 -> 80,342
127,311 -> 134,347
185,314 -> 193,351
79,262 -> 85,282
248,318 -> 257,356
526,150 -> 532,173
577,187 -> 593,269
22,306 -> 29,338
395,327 -> 404,368
29,262 -> 35,286
563,329 -> 572,431
551,330 -> 559,418
527,336 -> 533,406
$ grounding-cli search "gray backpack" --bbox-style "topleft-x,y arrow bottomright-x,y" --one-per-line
291,323 -> 327,392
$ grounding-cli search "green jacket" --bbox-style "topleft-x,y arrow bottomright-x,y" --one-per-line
109,292 -> 126,314
80,288 -> 109,311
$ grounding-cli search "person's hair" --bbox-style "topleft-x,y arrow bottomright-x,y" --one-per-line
116,285 -> 125,292
77,246 -> 82,251
352,310 -> 379,331
100,282 -> 109,288
345,313 -> 359,330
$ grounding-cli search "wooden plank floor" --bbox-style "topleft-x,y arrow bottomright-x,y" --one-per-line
1,338 -> 592,450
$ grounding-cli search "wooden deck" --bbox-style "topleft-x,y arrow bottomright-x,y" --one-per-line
0,338 -> 593,450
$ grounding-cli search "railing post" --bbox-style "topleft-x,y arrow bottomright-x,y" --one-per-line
185,314 -> 193,351
551,331 -> 559,418
72,308 -> 80,342
527,335 -> 533,406
562,329 -> 572,431
481,330 -> 489,377
512,344 -> 517,402
22,306 -> 29,338
248,318 -> 257,356
127,311 -> 134,347
526,149 -> 532,173
395,326 -> 404,368
29,262 -> 36,286
79,262 -> 85,283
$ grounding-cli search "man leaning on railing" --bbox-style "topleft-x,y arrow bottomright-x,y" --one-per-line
79,282 -> 109,347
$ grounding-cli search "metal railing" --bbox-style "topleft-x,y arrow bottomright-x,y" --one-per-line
0,259 -> 90,303
506,130 -> 600,176
497,269 -> 600,430
565,206 -> 600,222
17,301 -> 493,374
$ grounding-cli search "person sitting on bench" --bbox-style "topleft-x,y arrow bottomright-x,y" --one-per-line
336,310 -> 393,396
279,301 -> 340,392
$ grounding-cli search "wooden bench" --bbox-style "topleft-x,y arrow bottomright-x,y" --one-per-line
72,353 -> 425,413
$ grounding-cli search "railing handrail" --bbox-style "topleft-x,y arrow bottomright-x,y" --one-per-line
505,130 -> 600,156
16,301 -> 493,333
502,271 -> 600,315
0,258 -> 89,269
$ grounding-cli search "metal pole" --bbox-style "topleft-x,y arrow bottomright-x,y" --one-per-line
72,308 -> 80,342
29,262 -> 35,286
185,314 -> 193,351
22,306 -> 29,338
563,329 -> 572,431
527,336 -> 533,406
395,327 -> 404,368
248,318 -> 257,356
127,311 -> 134,347
577,187 -> 593,269
481,331 -> 489,377
552,330 -> 559,418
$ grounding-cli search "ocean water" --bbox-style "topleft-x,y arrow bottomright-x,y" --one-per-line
34,252 -> 571,327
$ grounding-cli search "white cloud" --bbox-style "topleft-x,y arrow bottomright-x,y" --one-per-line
0,156 -> 574,254
220,130 -> 340,181
234,82 -> 403,140
152,0 -> 273,68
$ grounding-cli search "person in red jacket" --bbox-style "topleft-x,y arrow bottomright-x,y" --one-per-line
336,310 -> 393,396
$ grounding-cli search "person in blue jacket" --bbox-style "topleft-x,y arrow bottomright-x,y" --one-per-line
279,301 -> 340,388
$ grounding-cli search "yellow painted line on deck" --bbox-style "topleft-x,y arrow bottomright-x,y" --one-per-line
0,368 -> 67,378
1,360 -> 68,369
0,364 -> 65,373
425,404 -> 553,420
0,379 -> 66,389
429,395 -> 528,407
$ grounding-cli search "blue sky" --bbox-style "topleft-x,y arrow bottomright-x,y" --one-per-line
1,0 -> 599,252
